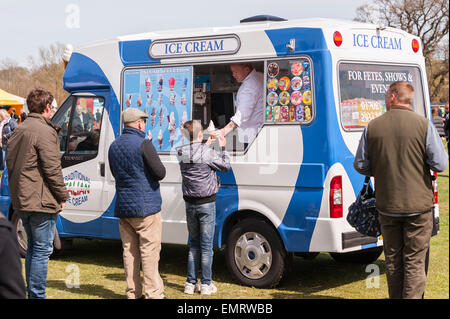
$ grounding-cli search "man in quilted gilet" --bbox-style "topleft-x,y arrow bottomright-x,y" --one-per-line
108,108 -> 166,299
354,81 -> 447,299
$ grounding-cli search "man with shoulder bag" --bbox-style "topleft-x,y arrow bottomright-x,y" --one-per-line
353,81 -> 447,299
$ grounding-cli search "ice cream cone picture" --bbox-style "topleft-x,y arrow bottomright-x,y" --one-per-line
207,120 -> 216,140
158,75 -> 163,92
145,77 -> 151,92
147,94 -> 153,106
182,77 -> 188,91
126,94 -> 132,107
150,107 -> 156,126
181,93 -> 186,106
158,129 -> 163,149
137,95 -> 142,107
147,130 -> 153,141
159,108 -> 164,126
304,105 -> 312,121
170,93 -> 176,106
158,93 -> 162,106
168,77 -> 175,91
180,111 -> 187,144
280,105 -> 289,122
296,105 -> 304,122
168,112 -> 176,147
273,105 -> 281,122
289,105 -> 296,122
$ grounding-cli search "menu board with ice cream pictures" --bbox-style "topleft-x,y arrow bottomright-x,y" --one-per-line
122,66 -> 193,152
265,58 -> 313,124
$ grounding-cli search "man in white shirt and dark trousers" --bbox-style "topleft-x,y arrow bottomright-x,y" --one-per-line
219,63 -> 264,149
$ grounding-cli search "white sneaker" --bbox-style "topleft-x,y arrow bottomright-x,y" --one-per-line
200,282 -> 217,295
184,282 -> 201,294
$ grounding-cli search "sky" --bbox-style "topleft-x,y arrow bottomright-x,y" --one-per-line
0,0 -> 370,67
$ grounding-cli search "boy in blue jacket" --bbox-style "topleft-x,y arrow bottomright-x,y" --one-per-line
177,120 -> 230,295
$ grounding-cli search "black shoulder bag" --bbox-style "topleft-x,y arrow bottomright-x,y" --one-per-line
347,176 -> 381,237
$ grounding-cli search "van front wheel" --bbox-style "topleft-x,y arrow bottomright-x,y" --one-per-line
11,211 -> 27,258
225,218 -> 287,288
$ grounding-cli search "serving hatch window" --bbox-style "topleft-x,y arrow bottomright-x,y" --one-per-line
338,63 -> 425,130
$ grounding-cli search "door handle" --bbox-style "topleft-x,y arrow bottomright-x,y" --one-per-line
99,162 -> 105,177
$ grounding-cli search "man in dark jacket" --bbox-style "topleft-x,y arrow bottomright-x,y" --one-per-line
108,108 -> 166,299
354,81 -> 447,299
0,213 -> 26,299
6,88 -> 69,299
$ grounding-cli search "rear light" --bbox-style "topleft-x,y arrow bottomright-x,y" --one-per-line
412,39 -> 420,53
333,31 -> 343,47
432,171 -> 438,204
330,176 -> 343,218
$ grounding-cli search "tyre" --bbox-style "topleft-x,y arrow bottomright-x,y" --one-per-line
10,211 -> 27,258
329,247 -> 383,264
10,211 -> 71,258
225,218 -> 288,288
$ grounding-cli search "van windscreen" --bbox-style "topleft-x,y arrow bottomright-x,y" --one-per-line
338,63 -> 425,130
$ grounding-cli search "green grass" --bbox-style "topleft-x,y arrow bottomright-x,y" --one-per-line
24,165 -> 449,299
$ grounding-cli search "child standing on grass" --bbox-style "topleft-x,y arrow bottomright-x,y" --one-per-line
177,120 -> 230,295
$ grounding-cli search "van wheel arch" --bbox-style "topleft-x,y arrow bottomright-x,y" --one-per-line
221,210 -> 286,249
222,210 -> 292,288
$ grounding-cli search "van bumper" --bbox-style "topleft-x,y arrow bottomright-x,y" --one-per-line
342,231 -> 378,250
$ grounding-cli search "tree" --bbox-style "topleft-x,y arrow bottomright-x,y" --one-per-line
28,42 -> 69,105
355,0 -> 449,102
0,42 -> 69,107
0,59 -> 30,98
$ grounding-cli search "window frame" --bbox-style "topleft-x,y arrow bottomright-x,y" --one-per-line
336,60 -> 426,132
120,55 -> 316,155
52,93 -> 106,168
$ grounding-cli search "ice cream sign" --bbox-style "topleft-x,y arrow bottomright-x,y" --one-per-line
149,34 -> 241,59
64,170 -> 91,206
352,32 -> 403,51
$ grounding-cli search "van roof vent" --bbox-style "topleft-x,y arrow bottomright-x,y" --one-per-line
240,15 -> 287,23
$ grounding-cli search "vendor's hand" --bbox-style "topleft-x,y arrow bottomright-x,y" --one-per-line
205,136 -> 214,146
218,128 -> 226,138
217,134 -> 226,148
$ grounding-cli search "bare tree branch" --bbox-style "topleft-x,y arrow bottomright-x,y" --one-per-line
354,0 -> 449,103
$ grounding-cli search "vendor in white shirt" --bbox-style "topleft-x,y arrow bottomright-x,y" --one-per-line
219,63 -> 264,146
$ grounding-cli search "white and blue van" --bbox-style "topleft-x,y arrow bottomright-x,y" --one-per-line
0,15 -> 439,288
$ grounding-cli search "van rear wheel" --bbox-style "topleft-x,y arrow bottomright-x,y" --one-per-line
225,218 -> 288,288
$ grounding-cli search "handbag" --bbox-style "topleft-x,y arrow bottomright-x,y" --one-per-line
347,176 -> 381,237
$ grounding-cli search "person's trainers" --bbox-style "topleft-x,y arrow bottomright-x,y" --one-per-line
200,282 -> 217,295
184,282 -> 201,294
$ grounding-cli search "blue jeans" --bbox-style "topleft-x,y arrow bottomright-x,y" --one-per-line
18,211 -> 57,299
185,201 -> 216,285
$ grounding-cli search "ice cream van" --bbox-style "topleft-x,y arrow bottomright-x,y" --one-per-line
0,15 -> 439,288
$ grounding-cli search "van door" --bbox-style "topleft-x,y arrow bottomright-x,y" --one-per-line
51,92 -> 109,236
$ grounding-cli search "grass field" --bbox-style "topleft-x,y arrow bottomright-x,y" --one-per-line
24,166 -> 449,299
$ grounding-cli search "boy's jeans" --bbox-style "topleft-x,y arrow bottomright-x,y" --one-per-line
185,201 -> 216,285
18,211 -> 57,299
